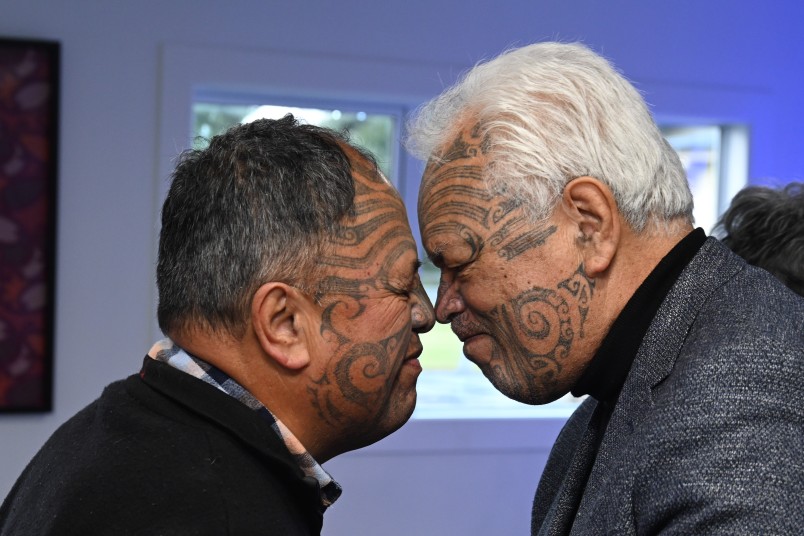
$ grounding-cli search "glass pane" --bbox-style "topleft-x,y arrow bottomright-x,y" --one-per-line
662,126 -> 722,233
192,102 -> 397,180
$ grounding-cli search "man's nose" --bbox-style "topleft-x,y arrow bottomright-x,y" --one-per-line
411,281 -> 435,333
434,280 -> 464,324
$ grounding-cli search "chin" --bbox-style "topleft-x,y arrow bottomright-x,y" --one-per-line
356,393 -> 418,451
381,391 -> 418,437
488,374 -> 564,406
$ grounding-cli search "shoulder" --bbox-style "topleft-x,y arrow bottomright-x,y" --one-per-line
649,238 -> 802,448
685,237 -> 802,319
1,375 -> 226,533
678,250 -> 803,394
650,237 -> 802,396
1,369 -> 321,535
629,248 -> 804,533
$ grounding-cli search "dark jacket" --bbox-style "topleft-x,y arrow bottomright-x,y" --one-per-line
532,238 -> 804,535
0,358 -> 326,535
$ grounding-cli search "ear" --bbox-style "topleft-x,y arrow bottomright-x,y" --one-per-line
561,176 -> 621,278
251,282 -> 314,371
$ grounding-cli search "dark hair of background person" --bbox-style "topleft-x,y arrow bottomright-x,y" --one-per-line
157,114 -> 378,338
714,182 -> 804,296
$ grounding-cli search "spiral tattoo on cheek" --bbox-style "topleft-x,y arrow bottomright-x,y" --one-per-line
479,286 -> 573,397
512,289 -> 573,360
308,324 -> 410,428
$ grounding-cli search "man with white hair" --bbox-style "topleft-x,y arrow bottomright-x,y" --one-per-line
408,42 -> 803,535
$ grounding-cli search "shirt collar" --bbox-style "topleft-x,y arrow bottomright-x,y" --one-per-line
147,339 -> 342,508
571,228 -> 707,405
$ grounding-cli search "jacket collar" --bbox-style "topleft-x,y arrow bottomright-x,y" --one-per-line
574,238 -> 746,520
137,357 -> 326,511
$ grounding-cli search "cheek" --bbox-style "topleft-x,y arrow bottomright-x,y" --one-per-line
336,344 -> 395,394
349,299 -> 413,350
382,295 -> 413,323
308,300 -> 418,434
509,288 -> 573,357
323,295 -> 364,337
376,301 -> 414,349
461,263 -> 522,312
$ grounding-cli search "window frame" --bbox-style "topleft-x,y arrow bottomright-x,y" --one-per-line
659,123 -> 749,233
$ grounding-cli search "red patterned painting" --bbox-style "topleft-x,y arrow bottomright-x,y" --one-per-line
0,38 -> 59,412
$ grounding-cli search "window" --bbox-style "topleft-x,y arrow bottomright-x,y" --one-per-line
660,124 -> 748,233
191,95 -> 401,181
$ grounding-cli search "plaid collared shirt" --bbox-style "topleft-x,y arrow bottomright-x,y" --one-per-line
147,339 -> 342,509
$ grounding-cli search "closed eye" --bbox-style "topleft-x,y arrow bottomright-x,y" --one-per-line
386,260 -> 422,298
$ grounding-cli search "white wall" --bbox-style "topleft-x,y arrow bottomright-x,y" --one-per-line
2,1 -> 803,534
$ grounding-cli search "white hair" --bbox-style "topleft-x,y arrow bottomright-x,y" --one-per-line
406,42 -> 693,232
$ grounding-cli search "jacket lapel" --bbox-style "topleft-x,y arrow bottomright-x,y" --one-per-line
535,400 -> 607,535
571,239 -> 746,528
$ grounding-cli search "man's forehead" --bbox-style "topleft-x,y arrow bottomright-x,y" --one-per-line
325,160 -> 413,271
340,141 -> 393,188
420,124 -> 489,195
319,222 -> 418,292
418,152 -> 493,226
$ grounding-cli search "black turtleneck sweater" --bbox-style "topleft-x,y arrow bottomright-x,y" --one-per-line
572,227 -> 706,411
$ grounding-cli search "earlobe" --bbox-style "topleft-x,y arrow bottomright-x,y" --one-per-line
251,283 -> 312,370
563,177 -> 621,278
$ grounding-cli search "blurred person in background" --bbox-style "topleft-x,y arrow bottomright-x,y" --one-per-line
715,181 -> 804,296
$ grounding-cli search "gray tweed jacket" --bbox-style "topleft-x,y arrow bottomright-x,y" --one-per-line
531,238 -> 804,535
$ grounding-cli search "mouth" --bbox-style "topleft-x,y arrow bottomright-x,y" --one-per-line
462,335 -> 484,347
402,343 -> 424,373
451,324 -> 491,367
453,329 -> 485,344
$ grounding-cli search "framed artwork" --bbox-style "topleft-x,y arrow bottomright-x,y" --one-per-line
0,37 -> 60,412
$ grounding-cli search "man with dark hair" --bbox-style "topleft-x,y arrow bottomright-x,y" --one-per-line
0,116 -> 434,535
715,181 -> 804,296
408,42 -> 804,535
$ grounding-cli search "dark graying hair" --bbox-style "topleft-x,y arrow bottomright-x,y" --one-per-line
714,182 -> 804,296
157,115 -> 374,338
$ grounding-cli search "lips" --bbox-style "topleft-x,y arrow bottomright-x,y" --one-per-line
402,340 -> 424,373
455,331 -> 478,343
459,333 -> 484,344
